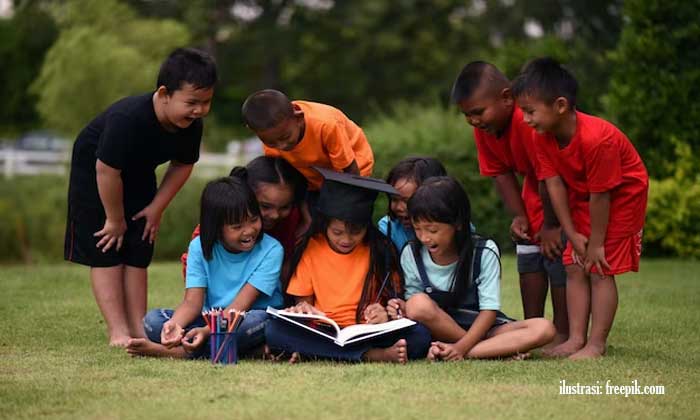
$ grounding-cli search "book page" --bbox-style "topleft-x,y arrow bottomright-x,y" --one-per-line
336,318 -> 416,345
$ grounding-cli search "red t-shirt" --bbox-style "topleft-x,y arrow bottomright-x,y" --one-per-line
534,111 -> 649,239
474,106 -> 543,238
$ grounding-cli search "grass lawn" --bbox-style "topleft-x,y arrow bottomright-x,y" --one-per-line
1,257 -> 698,420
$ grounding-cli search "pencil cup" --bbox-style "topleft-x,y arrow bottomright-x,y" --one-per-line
210,332 -> 238,365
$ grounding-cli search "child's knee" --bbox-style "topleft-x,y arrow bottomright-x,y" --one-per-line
142,308 -> 170,342
405,293 -> 439,322
531,318 -> 556,344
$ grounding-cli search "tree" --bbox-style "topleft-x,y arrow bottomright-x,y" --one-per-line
31,0 -> 190,136
606,0 -> 700,178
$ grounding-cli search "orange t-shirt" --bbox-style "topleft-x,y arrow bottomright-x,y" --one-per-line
263,101 -> 374,190
286,235 -> 370,327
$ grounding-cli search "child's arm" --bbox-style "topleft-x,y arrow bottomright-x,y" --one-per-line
94,159 -> 127,252
493,172 -> 530,241
538,181 -> 564,259
162,287 -> 206,348
544,176 -> 588,262
585,192 -> 612,274
133,161 -> 194,244
224,283 -> 260,312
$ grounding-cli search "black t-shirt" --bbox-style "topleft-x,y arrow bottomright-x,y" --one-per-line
68,93 -> 202,217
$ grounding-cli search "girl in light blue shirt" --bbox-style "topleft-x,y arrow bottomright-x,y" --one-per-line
127,176 -> 283,359
387,176 -> 555,360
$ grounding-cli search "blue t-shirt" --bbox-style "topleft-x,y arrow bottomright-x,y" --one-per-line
400,239 -> 501,310
185,233 -> 284,311
378,216 -> 415,251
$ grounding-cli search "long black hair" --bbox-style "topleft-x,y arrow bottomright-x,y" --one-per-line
199,177 -> 261,260
386,156 -> 447,219
285,214 -> 403,323
229,156 -> 306,205
408,176 -> 473,302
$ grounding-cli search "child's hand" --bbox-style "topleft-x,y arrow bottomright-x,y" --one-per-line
161,320 -> 184,348
386,298 -> 406,320
584,244 -> 611,275
537,225 -> 564,259
364,303 -> 388,324
428,341 -> 464,362
182,327 -> 210,353
287,301 -> 325,316
94,218 -> 127,252
132,204 -> 163,244
510,216 -> 531,241
569,231 -> 588,267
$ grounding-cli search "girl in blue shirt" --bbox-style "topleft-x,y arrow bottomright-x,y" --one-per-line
387,176 -> 555,360
126,176 -> 284,359
378,157 -> 448,252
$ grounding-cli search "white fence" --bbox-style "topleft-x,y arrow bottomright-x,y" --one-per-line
0,149 -> 259,179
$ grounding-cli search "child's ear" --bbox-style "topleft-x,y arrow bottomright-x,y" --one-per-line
500,87 -> 514,102
155,86 -> 170,101
554,97 -> 569,114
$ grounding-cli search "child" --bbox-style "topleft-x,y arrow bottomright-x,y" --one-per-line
387,177 -> 555,361
512,57 -> 648,360
64,48 -> 217,347
450,61 -> 569,347
378,156 -> 448,251
181,156 -> 307,277
265,168 -> 431,363
126,177 -> 284,358
241,89 -> 375,236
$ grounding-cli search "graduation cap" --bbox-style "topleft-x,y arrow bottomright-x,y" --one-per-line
314,166 -> 398,224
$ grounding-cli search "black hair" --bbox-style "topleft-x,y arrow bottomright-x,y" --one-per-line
199,177 -> 261,260
408,176 -> 473,305
229,156 -> 307,205
511,57 -> 578,107
157,47 -> 217,93
285,214 -> 403,323
451,61 -> 509,103
241,89 -> 295,130
386,156 -> 447,219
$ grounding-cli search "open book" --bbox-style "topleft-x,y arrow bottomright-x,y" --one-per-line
266,307 -> 416,347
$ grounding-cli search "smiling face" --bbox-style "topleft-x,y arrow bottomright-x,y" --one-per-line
325,218 -> 367,255
389,178 -> 418,230
254,113 -> 305,151
220,214 -> 262,253
412,219 -> 459,265
457,84 -> 513,137
158,83 -> 214,130
255,182 -> 295,231
516,94 -> 564,134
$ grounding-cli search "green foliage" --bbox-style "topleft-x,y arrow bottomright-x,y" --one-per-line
364,102 -> 510,247
606,0 -> 700,178
31,0 -> 191,137
0,2 -> 58,135
643,140 -> 700,258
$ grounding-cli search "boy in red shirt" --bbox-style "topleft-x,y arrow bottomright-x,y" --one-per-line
241,90 -> 374,236
513,57 -> 648,360
451,61 -> 568,346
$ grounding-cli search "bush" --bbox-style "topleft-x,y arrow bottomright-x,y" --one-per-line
364,102 -> 511,249
643,140 -> 700,258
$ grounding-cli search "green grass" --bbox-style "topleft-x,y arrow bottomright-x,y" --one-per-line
1,258 -> 698,419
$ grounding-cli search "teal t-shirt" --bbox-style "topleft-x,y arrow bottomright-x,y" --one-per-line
378,215 -> 415,251
400,239 -> 501,310
185,233 -> 284,311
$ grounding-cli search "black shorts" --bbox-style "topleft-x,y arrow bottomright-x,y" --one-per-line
516,241 -> 567,288
448,307 -> 515,332
64,206 -> 154,268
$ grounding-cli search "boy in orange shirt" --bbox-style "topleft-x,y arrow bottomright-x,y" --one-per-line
513,58 -> 648,360
242,90 -> 374,235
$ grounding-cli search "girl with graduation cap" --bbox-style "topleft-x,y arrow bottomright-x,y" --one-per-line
265,168 -> 431,363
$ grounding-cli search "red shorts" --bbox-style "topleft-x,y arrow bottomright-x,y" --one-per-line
563,229 -> 643,276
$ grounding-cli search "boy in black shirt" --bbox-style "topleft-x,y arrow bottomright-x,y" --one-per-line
65,48 -> 217,347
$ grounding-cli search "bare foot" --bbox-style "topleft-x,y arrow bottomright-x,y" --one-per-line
288,352 -> 304,364
125,338 -> 187,358
569,343 -> 605,360
364,339 -> 408,364
109,335 -> 131,348
542,338 -> 585,358
541,333 -> 568,352
427,343 -> 442,362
